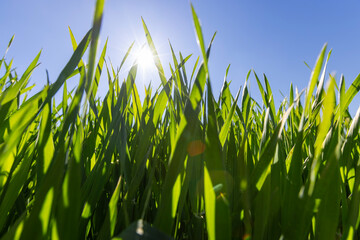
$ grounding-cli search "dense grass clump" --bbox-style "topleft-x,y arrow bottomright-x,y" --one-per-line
1,1 -> 360,239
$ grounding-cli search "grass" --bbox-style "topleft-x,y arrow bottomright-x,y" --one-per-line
1,1 -> 360,239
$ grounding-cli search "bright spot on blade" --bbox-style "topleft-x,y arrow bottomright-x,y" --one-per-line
135,46 -> 154,70
187,140 -> 206,157
136,220 -> 144,235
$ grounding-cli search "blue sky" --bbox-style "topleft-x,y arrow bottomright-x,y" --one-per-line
1,1 -> 359,115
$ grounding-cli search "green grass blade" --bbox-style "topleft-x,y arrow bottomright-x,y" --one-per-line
48,29 -> 91,99
263,74 -> 277,123
2,35 -> 15,58
204,82 -> 231,240
219,85 -> 241,146
315,142 -> 341,240
142,18 -> 167,87
36,96 -> 55,184
0,142 -> 35,231
343,74 -> 360,114
305,44 -> 327,115
0,51 -> 41,106
251,104 -> 293,190
92,38 -> 108,99
309,76 -> 336,195
98,176 -> 122,239
85,0 -> 105,99
191,4 -> 209,74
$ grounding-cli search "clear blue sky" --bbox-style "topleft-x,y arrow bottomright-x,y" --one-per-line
1,0 -> 359,115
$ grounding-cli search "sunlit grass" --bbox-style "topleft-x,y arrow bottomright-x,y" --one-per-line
0,1 -> 359,240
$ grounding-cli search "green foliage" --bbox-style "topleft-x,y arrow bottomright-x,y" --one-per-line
0,2 -> 360,240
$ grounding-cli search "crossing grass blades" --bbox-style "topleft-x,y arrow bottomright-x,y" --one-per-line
0,1 -> 360,239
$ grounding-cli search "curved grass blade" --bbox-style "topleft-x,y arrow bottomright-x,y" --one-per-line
305,44 -> 327,115
142,18 -> 167,87
191,4 -> 209,74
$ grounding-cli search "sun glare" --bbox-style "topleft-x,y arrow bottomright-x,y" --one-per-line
135,46 -> 154,70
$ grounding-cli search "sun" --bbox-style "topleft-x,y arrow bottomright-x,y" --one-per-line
135,45 -> 154,70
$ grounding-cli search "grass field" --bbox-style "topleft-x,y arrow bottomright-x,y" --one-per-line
1,1 -> 360,239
